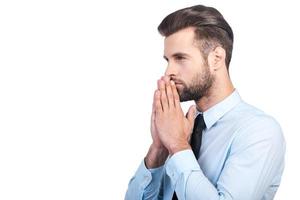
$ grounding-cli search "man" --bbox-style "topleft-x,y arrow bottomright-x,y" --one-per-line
125,5 -> 285,200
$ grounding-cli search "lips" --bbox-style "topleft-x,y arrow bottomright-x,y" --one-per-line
174,82 -> 183,88
171,79 -> 183,84
174,81 -> 183,85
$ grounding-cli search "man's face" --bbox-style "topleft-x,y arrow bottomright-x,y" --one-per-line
163,27 -> 215,102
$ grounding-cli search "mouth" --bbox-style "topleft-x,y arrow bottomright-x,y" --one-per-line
174,81 -> 184,86
171,79 -> 183,84
175,83 -> 183,90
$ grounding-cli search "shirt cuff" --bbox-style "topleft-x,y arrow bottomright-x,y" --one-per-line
132,160 -> 165,190
165,149 -> 201,185
149,164 -> 164,173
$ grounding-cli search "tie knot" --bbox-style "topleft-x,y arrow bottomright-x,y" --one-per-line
194,114 -> 206,130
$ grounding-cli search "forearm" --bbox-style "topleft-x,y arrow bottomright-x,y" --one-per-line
166,150 -> 223,200
167,135 -> 285,200
145,143 -> 169,169
125,145 -> 168,200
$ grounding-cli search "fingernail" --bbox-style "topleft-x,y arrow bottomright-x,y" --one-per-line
170,80 -> 175,85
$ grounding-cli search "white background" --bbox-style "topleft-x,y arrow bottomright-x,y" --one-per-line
0,0 -> 299,199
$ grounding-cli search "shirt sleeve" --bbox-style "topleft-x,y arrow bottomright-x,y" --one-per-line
165,116 -> 286,200
125,159 -> 165,200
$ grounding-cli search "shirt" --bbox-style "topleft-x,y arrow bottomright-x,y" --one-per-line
125,90 -> 286,200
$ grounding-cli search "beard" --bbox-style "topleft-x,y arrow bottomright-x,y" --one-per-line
173,65 -> 215,102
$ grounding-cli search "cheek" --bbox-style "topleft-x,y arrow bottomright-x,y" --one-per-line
177,61 -> 192,73
180,63 -> 197,78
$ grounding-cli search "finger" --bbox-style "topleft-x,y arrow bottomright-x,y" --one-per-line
170,80 -> 181,108
186,105 -> 197,124
158,79 -> 168,111
157,76 -> 163,89
163,76 -> 175,108
186,105 -> 197,140
154,89 -> 163,113
152,90 -> 156,120
151,108 -> 155,127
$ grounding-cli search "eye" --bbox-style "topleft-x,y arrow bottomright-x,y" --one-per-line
175,56 -> 185,61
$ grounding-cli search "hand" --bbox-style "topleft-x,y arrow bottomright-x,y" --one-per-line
150,87 -> 166,150
144,88 -> 169,169
154,76 -> 197,155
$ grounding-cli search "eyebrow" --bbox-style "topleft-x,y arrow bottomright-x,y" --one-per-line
163,52 -> 190,61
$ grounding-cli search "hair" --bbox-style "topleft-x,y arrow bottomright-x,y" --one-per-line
158,5 -> 234,69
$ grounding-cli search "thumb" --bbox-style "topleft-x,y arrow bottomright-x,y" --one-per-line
186,105 -> 197,124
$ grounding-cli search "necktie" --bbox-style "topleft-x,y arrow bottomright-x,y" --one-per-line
190,113 -> 206,159
172,113 -> 206,200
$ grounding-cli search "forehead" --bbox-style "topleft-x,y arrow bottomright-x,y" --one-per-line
164,27 -> 199,57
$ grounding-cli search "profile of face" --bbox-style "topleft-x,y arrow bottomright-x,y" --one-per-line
163,27 -> 215,102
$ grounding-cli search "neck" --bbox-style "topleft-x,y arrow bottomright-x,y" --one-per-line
195,74 -> 235,112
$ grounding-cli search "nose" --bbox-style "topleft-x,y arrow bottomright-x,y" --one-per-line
164,63 -> 178,77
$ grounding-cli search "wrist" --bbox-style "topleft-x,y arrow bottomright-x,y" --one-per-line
168,141 -> 191,156
145,144 -> 169,169
151,142 -> 166,150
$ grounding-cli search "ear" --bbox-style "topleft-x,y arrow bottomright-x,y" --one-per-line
207,46 -> 226,71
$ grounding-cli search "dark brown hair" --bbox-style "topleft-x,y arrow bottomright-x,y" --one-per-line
158,5 -> 234,69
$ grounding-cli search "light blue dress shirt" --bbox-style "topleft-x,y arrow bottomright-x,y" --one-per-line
125,90 -> 285,200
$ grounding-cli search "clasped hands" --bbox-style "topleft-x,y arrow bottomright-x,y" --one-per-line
151,76 -> 197,155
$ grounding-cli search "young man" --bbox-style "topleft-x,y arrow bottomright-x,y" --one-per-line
125,5 -> 285,200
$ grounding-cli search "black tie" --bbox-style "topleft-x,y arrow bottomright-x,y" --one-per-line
190,113 -> 206,159
172,113 -> 206,200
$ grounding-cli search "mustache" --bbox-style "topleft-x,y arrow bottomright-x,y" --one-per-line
170,78 -> 185,85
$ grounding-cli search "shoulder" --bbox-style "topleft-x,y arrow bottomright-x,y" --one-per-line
226,101 -> 285,146
228,101 -> 282,131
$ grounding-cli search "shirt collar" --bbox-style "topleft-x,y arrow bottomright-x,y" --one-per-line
196,89 -> 242,130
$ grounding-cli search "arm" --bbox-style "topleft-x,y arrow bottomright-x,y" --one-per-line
166,117 -> 286,200
125,145 -> 168,200
125,80 -> 170,200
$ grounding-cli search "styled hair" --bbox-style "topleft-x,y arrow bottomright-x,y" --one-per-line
158,5 -> 234,69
